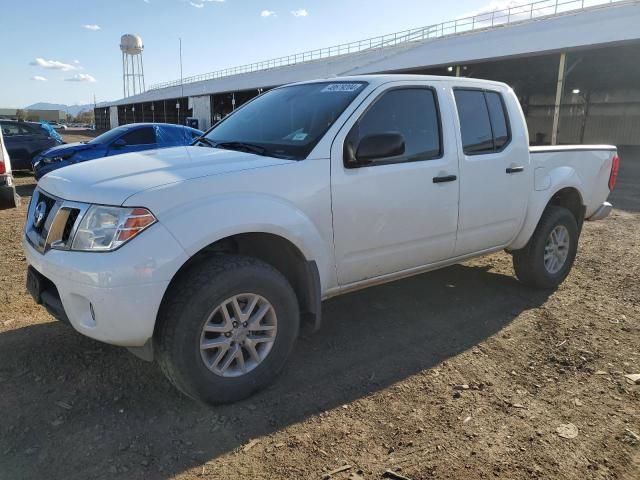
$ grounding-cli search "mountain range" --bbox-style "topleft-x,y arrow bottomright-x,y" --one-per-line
24,103 -> 94,116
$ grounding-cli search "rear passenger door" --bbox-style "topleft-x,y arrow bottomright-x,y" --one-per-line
331,82 -> 460,285
452,87 -> 530,256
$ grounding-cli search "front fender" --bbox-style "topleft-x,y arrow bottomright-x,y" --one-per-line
509,166 -> 584,250
146,192 -> 335,292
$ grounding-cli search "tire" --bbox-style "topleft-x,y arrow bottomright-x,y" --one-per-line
0,184 -> 20,210
513,206 -> 579,289
155,255 -> 299,404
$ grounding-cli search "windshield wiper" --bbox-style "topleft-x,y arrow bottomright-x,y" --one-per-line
193,136 -> 216,148
215,141 -> 268,156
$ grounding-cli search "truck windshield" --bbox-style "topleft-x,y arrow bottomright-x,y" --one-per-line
203,81 -> 367,160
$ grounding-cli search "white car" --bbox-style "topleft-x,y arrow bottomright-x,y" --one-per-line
49,121 -> 68,131
0,128 -> 19,209
23,75 -> 619,403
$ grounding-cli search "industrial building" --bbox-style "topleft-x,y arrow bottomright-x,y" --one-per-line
95,0 -> 640,147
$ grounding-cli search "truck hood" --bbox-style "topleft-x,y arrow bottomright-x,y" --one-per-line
38,146 -> 293,205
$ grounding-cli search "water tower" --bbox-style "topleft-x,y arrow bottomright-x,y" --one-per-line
120,34 -> 145,98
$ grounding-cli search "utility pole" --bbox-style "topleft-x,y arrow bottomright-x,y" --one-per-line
179,37 -> 184,99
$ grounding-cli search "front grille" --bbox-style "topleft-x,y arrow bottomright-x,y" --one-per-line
25,189 -> 88,254
33,193 -> 56,235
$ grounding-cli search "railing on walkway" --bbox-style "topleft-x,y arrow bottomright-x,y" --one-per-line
148,0 -> 622,91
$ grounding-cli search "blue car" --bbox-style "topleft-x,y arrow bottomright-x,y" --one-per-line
33,123 -> 203,180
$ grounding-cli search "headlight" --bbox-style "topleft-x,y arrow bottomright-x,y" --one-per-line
51,153 -> 74,163
70,205 -> 156,251
35,154 -> 71,167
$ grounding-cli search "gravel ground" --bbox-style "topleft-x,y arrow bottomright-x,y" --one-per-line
0,140 -> 638,480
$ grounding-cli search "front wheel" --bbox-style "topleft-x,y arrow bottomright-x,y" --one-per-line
155,255 -> 300,404
513,206 -> 579,289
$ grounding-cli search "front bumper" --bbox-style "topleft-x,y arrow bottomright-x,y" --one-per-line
26,265 -> 70,325
587,201 -> 613,221
23,222 -> 189,347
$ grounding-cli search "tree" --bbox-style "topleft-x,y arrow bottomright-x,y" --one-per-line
76,110 -> 95,124
15,109 -> 26,121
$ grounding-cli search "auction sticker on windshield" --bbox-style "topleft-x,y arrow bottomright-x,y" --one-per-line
321,83 -> 363,93
292,132 -> 308,141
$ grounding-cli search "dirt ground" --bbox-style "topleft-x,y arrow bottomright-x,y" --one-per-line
0,139 -> 638,480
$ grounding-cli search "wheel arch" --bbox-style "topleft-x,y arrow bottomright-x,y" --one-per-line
509,175 -> 585,251
547,187 -> 585,228
157,231 -> 323,335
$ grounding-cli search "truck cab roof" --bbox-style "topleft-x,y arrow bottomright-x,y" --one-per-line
289,74 -> 511,90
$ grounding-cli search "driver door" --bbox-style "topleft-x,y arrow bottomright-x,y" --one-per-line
107,126 -> 157,155
330,82 -> 460,286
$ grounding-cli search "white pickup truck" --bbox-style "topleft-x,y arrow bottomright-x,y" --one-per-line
24,75 -> 619,404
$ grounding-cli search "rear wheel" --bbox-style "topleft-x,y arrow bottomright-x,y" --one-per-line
155,255 -> 299,404
513,206 -> 579,289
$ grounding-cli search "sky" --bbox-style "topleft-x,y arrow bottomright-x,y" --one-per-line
1,0 -> 515,108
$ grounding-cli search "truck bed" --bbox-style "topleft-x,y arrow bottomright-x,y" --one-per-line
529,145 -> 616,218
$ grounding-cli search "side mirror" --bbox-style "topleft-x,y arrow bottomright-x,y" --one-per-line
112,138 -> 127,148
347,133 -> 405,167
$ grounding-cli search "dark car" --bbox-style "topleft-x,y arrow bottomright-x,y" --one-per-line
33,122 -> 203,180
0,120 -> 63,170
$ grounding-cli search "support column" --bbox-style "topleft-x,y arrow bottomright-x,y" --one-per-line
455,65 -> 461,77
579,90 -> 591,144
551,52 -> 566,145
109,106 -> 119,129
122,53 -> 126,98
189,95 -> 212,131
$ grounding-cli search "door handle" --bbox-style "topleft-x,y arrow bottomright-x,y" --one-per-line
506,166 -> 525,174
433,174 -> 457,183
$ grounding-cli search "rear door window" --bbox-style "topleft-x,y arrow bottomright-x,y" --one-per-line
454,90 -> 494,154
485,92 -> 510,150
121,127 -> 155,145
22,124 -> 42,135
454,89 -> 511,155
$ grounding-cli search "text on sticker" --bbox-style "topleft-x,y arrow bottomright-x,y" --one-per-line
321,83 -> 363,93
